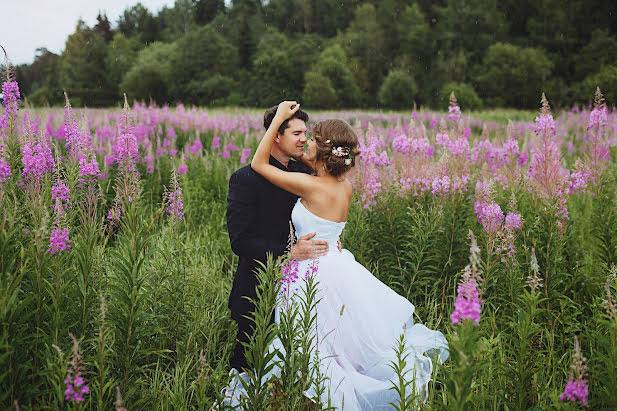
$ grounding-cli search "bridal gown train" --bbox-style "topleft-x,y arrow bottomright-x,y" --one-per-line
236,198 -> 449,410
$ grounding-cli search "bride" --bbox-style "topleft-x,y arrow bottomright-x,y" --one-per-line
243,101 -> 448,409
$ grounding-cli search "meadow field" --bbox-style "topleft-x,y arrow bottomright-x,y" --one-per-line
1,79 -> 617,409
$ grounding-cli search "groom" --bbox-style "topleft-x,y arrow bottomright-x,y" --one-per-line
226,105 -> 329,373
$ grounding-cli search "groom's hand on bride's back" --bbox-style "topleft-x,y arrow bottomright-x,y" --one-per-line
291,232 -> 329,260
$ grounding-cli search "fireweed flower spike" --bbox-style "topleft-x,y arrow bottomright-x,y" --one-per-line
64,334 -> 90,403
560,336 -> 589,407
0,46 -> 21,146
451,231 -> 484,326
164,169 -> 184,224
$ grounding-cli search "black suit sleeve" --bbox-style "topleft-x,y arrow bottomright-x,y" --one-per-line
226,170 -> 288,262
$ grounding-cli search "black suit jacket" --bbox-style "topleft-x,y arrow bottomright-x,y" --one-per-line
226,156 -> 311,321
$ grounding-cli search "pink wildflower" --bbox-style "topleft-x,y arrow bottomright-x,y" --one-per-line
451,276 -> 483,326
240,148 -> 251,164
560,336 -> 589,407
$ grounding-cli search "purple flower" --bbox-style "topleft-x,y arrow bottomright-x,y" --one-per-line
177,164 -> 188,174
560,379 -> 588,406
450,276 -> 483,326
168,126 -> 176,139
475,201 -> 504,233
0,78 -> 21,138
107,206 -> 121,225
240,148 -> 251,164
64,374 -> 90,403
448,105 -> 461,121
116,132 -> 139,170
504,213 -> 523,231
51,179 -> 71,215
279,258 -> 300,294
0,150 -> 10,184
211,136 -> 221,150
164,170 -> 184,224
78,155 -> 100,179
20,136 -> 55,183
560,336 -> 589,407
48,227 -> 71,253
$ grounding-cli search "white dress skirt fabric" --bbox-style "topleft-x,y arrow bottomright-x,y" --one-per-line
237,199 -> 449,410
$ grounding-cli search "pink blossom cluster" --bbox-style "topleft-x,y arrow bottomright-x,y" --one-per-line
185,139 -> 203,155
51,179 -> 72,215
391,134 -> 434,158
115,132 -> 139,171
436,132 -> 469,156
63,114 -> 83,156
64,375 -> 89,403
48,227 -> 71,253
0,145 -> 10,184
240,148 -> 251,164
0,79 -> 20,135
588,105 -> 608,130
533,112 -> 556,137
504,212 -> 523,231
305,259 -> 319,280
165,186 -> 184,223
78,154 -> 101,180
560,336 -> 589,407
107,207 -> 121,225
279,258 -> 299,294
560,379 -> 588,406
450,276 -> 483,326
20,137 -> 55,182
448,105 -> 461,121
474,201 -> 504,233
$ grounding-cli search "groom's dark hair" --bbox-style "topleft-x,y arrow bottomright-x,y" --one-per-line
264,105 -> 309,134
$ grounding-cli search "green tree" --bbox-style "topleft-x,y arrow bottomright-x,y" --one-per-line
575,29 -> 617,79
248,30 -> 302,107
230,0 -> 263,68
378,70 -> 418,109
105,33 -> 142,95
59,20 -> 110,104
302,45 -> 361,108
474,42 -> 553,108
194,0 -> 226,25
120,42 -> 174,104
117,3 -> 160,43
340,3 -> 386,104
393,3 -> 434,105
167,24 -> 239,102
303,71 -> 338,109
93,12 -> 114,43
433,0 -> 508,66
439,82 -> 483,110
583,66 -> 617,106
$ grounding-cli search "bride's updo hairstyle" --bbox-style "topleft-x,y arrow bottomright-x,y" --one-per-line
312,119 -> 360,178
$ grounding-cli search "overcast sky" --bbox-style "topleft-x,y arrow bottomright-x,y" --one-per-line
1,0 -> 176,65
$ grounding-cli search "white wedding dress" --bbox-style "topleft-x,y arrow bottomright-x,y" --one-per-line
230,198 -> 449,410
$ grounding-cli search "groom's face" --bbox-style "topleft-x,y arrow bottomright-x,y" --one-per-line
276,118 -> 307,159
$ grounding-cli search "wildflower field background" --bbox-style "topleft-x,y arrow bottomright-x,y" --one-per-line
1,63 -> 617,409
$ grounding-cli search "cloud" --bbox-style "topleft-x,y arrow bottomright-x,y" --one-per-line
0,0 -> 173,65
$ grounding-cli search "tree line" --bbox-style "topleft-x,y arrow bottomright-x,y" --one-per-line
10,0 -> 617,109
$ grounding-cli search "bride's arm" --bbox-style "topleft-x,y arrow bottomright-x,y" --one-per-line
251,101 -> 315,197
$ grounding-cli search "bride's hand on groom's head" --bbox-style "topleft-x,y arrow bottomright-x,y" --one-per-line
291,232 -> 329,260
275,101 -> 300,121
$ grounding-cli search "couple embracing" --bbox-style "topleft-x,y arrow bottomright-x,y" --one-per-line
225,102 -> 449,410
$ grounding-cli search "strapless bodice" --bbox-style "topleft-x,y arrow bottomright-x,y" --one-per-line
291,199 -> 346,254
